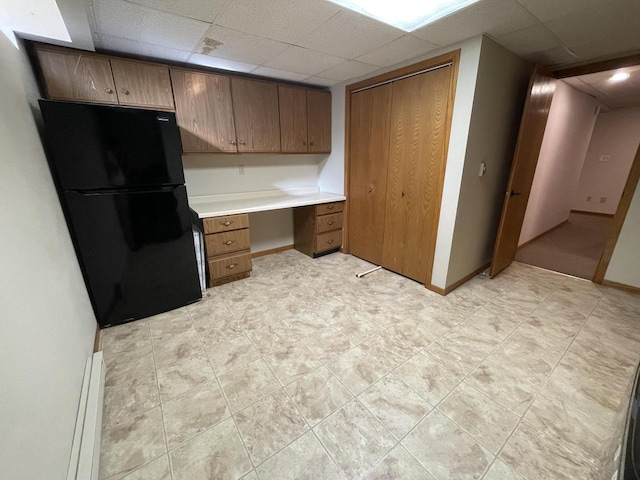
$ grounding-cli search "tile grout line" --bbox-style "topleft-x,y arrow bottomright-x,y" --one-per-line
188,306 -> 257,479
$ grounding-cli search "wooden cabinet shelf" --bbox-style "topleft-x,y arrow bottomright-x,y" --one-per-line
203,213 -> 252,286
294,202 -> 344,258
35,45 -> 175,110
279,86 -> 331,154
33,42 -> 331,154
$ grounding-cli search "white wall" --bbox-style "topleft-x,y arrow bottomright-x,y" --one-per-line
573,107 -> 640,214
0,37 -> 96,480
446,37 -> 531,287
322,35 -> 486,289
184,154 -> 323,252
519,81 -> 600,245
605,177 -> 640,288
183,154 -> 323,197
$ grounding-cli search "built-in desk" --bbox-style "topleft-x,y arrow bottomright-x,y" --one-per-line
188,187 -> 346,218
189,188 -> 346,286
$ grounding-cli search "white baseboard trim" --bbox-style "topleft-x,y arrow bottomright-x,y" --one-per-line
67,351 -> 105,480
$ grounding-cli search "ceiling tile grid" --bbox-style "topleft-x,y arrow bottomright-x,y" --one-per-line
87,0 -> 640,86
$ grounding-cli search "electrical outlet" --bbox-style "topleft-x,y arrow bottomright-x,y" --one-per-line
239,165 -> 245,175
586,196 -> 591,202
600,197 -> 607,203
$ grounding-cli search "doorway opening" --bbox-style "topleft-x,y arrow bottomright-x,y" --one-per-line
491,58 -> 640,286
515,65 -> 640,279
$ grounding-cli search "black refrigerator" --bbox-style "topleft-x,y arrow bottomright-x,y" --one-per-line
39,100 -> 202,328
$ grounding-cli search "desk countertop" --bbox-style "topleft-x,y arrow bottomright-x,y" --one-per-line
188,187 -> 346,218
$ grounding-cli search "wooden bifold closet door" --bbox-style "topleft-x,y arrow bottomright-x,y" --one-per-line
348,64 -> 453,285
348,84 -> 392,265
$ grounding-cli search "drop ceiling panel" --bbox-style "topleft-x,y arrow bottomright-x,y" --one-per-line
544,0 -> 640,47
126,0 -> 230,23
188,53 -> 257,73
412,0 -> 538,46
317,60 -> 379,81
356,35 -> 438,67
494,24 -> 561,58
527,46 -> 580,67
515,0 -> 616,23
196,25 -> 289,65
297,10 -> 404,59
303,76 -> 340,87
98,35 -> 192,62
95,0 -> 209,51
265,45 -> 345,76
214,0 -> 341,44
251,66 -> 309,82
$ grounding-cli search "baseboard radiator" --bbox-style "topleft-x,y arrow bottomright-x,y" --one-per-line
67,351 -> 105,480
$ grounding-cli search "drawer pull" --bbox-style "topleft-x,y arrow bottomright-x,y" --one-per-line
227,264 -> 237,270
327,239 -> 334,244
327,221 -> 335,225
221,220 -> 233,226
327,205 -> 335,210
225,240 -> 235,245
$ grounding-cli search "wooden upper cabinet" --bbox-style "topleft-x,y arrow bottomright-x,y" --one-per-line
307,90 -> 331,153
110,59 -> 174,109
36,48 -> 117,104
171,69 -> 238,153
278,85 -> 308,153
231,78 -> 281,153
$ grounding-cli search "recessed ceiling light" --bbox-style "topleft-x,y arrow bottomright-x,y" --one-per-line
610,72 -> 630,82
327,0 -> 482,32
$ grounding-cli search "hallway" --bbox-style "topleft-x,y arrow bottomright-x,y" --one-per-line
515,213 -> 612,280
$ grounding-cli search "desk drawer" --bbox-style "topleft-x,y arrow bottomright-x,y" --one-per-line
208,250 -> 252,281
205,229 -> 250,256
316,212 -> 343,233
316,202 -> 344,216
203,214 -> 249,234
315,230 -> 342,253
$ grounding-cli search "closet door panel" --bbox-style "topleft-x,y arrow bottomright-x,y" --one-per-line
401,67 -> 453,283
381,78 -> 414,273
349,84 -> 392,265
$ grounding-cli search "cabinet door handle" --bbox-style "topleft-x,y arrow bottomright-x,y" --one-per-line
310,141 -> 315,146
239,140 -> 246,145
229,140 -> 237,145
327,239 -> 334,244
227,264 -> 237,270
104,87 -> 113,94
225,240 -> 235,245
327,221 -> 334,225
121,88 -> 130,95
401,191 -> 405,197
303,141 -> 307,146
221,220 -> 233,226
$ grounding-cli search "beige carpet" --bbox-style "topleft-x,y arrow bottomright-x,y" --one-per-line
515,213 -> 612,279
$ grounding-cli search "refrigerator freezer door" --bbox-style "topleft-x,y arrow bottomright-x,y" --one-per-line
40,100 -> 185,190
64,186 -> 201,327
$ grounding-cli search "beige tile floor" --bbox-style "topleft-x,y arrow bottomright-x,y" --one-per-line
98,250 -> 640,480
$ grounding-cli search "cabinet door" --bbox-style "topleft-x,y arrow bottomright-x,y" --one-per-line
171,69 -> 238,153
279,85 -> 308,153
382,67 -> 452,283
110,59 -> 174,109
231,78 -> 281,152
36,48 -> 117,104
348,84 -> 392,266
307,90 -> 331,153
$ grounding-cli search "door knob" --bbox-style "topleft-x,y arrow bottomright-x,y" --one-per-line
509,190 -> 522,197
229,140 -> 237,145
368,186 -> 373,193
401,191 -> 405,197
239,140 -> 246,145
121,88 -> 130,95
104,87 -> 113,94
